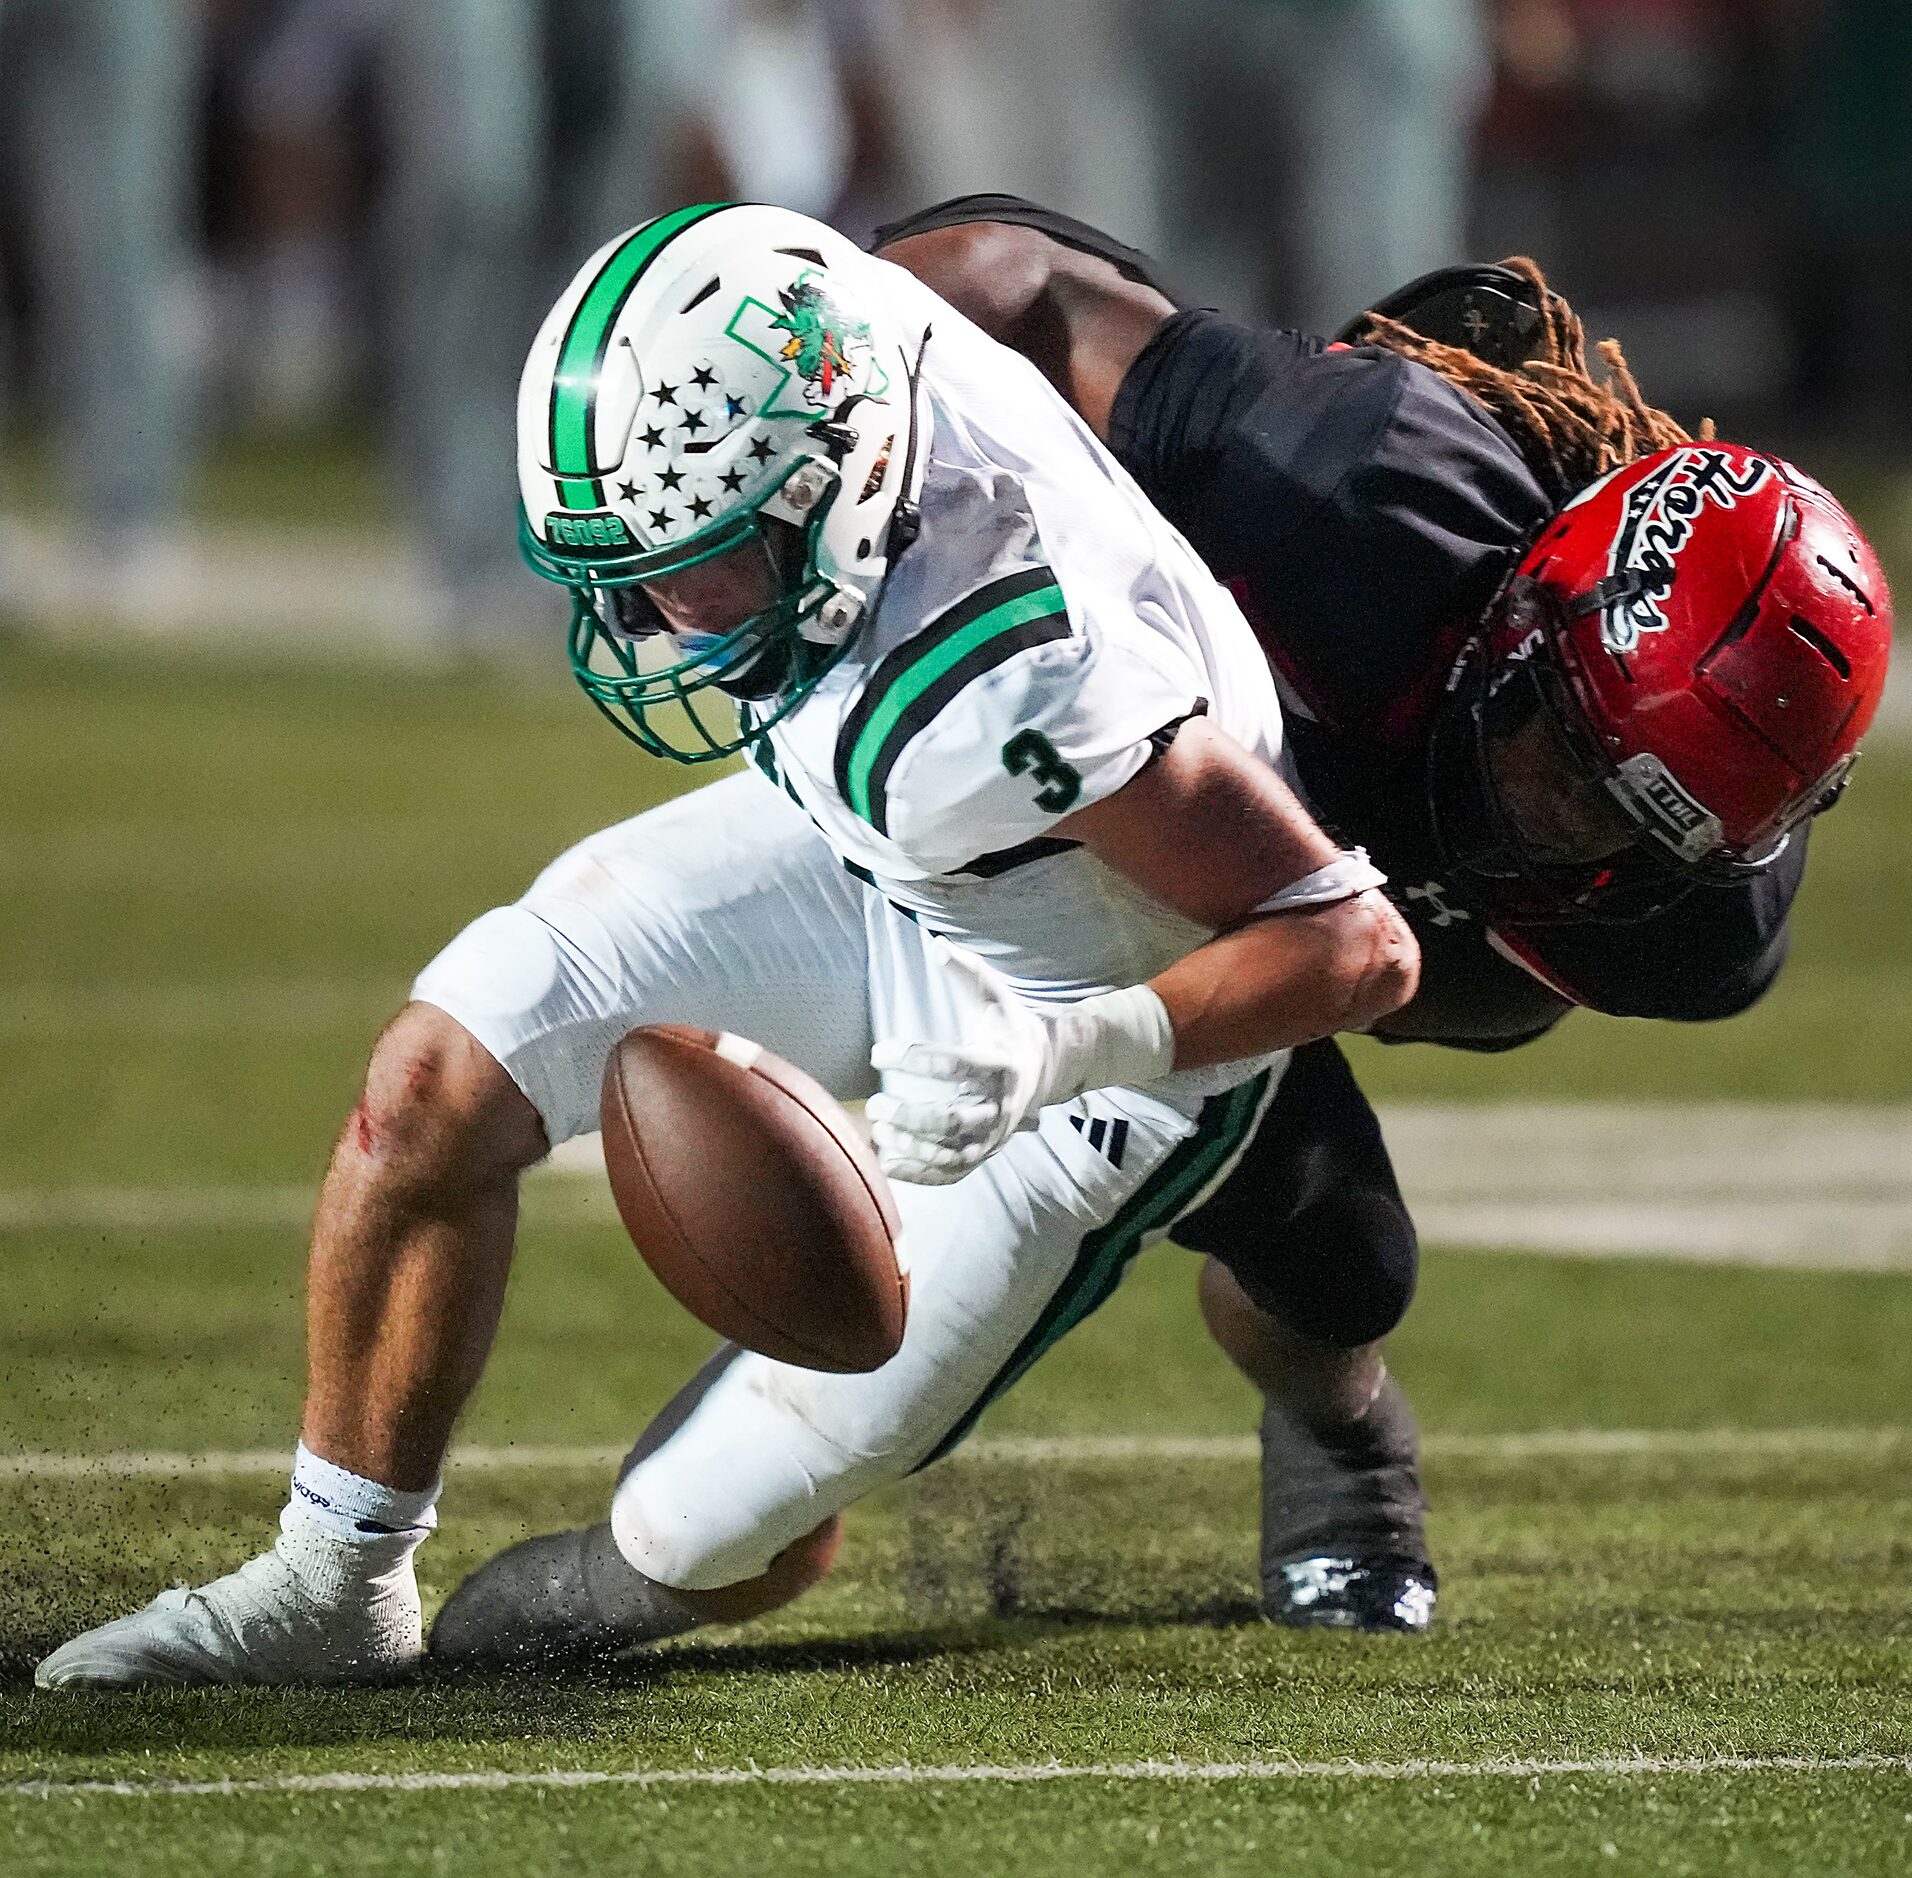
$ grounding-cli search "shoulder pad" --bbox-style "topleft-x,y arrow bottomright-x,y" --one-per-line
835,564 -> 1069,836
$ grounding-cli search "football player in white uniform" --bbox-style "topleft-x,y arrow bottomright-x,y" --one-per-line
37,205 -> 1416,1687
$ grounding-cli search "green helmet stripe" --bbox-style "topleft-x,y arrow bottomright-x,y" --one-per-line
547,202 -> 733,512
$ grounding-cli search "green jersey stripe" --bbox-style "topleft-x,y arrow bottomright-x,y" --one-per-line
914,1072 -> 1273,1470
547,202 -> 731,512
859,608 -> 1072,838
834,565 -> 1059,818
838,570 -> 1068,831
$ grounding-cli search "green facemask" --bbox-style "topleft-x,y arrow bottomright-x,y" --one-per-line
519,459 -> 854,763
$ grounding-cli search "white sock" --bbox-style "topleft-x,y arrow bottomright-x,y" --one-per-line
288,1442 -> 440,1546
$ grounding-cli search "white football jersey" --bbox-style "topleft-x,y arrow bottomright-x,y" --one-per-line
760,250 -> 1290,1099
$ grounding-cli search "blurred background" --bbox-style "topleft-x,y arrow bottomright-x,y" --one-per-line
1,0 -> 1908,650
0,0 -> 1905,1263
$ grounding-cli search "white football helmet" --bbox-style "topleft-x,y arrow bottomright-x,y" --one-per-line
518,202 -> 930,760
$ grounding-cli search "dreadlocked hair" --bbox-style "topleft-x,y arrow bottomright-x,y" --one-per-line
1343,256 -> 1715,508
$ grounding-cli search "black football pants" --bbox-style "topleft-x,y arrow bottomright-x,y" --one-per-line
1177,1036 -> 1419,1350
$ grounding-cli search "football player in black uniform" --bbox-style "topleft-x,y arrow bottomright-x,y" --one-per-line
875,196 -> 1895,1633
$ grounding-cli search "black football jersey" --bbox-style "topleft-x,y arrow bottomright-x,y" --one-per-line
869,196 -> 1804,1051
1108,309 -> 1802,1049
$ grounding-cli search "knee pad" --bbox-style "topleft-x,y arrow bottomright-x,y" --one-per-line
1180,1040 -> 1419,1350
609,1375 -> 875,1594
610,1454 -> 853,1594
609,1465 -> 783,1593
414,905 -> 566,1030
608,1357 -> 928,1592
1224,1189 -> 1420,1350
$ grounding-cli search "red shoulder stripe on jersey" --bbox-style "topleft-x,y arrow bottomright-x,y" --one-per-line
1226,576 -> 1339,728
1484,927 -> 1587,1007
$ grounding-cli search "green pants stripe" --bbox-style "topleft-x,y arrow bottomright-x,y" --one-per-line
916,1072 -> 1274,1471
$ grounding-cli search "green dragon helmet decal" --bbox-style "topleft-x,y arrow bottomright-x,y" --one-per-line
770,278 -> 868,399
517,204 -> 930,763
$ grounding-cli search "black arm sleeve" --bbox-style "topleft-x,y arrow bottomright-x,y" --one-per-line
870,193 -> 1188,305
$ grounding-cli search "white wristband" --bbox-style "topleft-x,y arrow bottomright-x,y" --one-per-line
1046,983 -> 1177,1102
1251,846 -> 1387,915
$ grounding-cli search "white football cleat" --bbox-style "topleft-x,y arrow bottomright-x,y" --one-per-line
35,1518 -> 422,1690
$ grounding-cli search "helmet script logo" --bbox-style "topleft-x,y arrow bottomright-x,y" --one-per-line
1597,447 -> 1773,654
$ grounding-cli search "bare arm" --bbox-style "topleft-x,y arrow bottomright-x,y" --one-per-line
876,221 -> 1176,440
865,720 -> 1415,1184
1058,719 -> 1421,1065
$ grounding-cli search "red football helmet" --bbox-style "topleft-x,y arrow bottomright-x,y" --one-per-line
1429,443 -> 1893,922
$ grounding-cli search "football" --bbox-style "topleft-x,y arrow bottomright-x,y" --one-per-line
599,1024 -> 907,1373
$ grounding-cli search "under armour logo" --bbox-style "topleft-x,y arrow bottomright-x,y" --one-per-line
1405,880 -> 1471,927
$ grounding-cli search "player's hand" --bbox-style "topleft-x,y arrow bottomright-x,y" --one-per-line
868,944 -> 1055,1185
867,943 -> 1177,1185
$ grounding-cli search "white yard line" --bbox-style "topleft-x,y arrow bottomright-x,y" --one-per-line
0,1444 -> 631,1482
0,1188 -> 318,1231
0,1185 -> 610,1232
1409,1199 -> 1912,1268
970,1426 -> 1912,1463
7,1106 -> 1911,1261
1374,1104 -> 1912,1200
4,1425 -> 1907,1482
7,1752 -> 1906,1802
558,1107 -> 1912,1269
0,518 -> 437,650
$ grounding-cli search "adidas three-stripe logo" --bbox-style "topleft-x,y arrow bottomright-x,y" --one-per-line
1069,1112 -> 1130,1168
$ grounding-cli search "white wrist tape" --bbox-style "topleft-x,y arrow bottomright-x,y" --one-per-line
1047,983 -> 1177,1100
1251,847 -> 1387,916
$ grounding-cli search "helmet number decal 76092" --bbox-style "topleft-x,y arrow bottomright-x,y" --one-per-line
543,511 -> 634,553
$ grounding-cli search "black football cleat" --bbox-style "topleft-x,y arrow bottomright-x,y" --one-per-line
1263,1553 -> 1437,1634
429,1523 -> 698,1671
1259,1379 -> 1437,1634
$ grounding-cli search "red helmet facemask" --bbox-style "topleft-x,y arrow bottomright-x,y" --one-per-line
1428,445 -> 1893,925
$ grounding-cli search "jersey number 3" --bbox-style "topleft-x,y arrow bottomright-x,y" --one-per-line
1002,729 -> 1082,814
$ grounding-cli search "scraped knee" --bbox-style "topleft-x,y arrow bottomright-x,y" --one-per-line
347,998 -> 547,1197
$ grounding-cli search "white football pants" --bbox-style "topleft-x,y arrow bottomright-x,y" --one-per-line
414,771 -> 1278,1590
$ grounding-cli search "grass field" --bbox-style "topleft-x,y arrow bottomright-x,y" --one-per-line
3,638 -> 1909,1874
